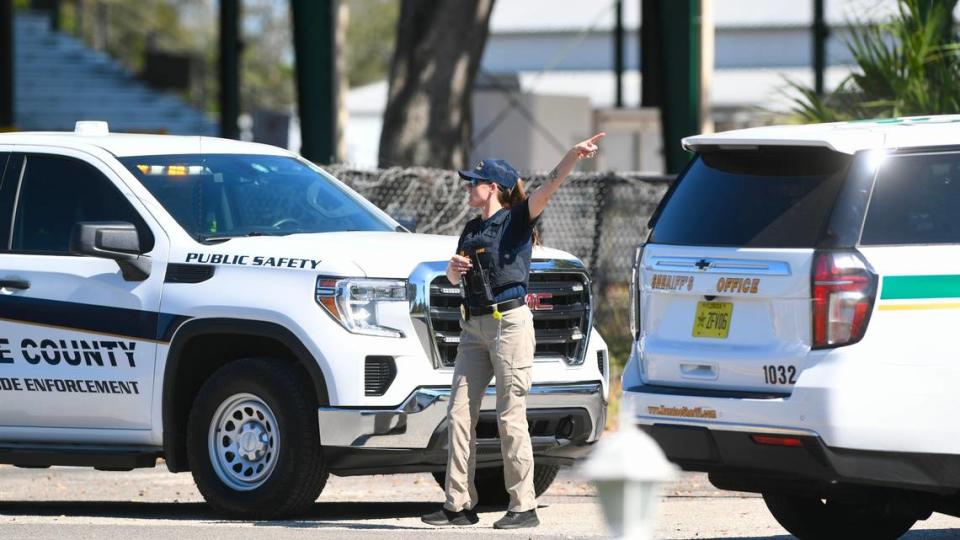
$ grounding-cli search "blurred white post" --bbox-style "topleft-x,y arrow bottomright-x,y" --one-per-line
580,411 -> 677,540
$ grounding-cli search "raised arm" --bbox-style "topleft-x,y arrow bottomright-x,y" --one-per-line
528,132 -> 605,220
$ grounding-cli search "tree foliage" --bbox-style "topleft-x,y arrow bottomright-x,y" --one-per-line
52,0 -> 397,110
345,0 -> 398,88
239,0 -> 296,112
55,0 -> 295,114
63,0 -> 208,72
790,0 -> 960,122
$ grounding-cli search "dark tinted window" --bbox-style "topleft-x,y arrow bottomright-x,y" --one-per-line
861,152 -> 960,245
11,154 -> 154,254
649,147 -> 851,247
119,154 -> 395,242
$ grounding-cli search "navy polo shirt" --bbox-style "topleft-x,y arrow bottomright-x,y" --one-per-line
456,199 -> 540,307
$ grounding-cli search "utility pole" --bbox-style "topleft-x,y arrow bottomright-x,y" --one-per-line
0,0 -> 12,131
613,0 -> 624,108
640,0 -> 662,111
219,0 -> 241,139
48,0 -> 60,31
291,0 -> 336,164
813,0 -> 827,96
700,0 -> 713,134
642,0 -> 701,174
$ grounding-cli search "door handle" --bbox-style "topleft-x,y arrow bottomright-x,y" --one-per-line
0,279 -> 30,290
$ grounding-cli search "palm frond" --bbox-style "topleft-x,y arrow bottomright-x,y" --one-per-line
787,0 -> 960,122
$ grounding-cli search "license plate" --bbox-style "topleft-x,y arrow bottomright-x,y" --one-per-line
692,301 -> 733,339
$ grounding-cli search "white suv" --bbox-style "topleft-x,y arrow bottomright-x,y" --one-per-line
623,115 -> 960,539
0,122 -> 608,518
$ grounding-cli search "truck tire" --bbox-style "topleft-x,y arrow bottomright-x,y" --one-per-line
187,358 -> 327,518
762,492 -> 918,540
432,464 -> 561,506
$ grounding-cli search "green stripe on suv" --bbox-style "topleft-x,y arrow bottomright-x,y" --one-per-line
881,275 -> 960,300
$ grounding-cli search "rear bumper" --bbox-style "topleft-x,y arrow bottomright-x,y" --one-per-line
624,319 -> 960,497
640,417 -> 960,497
317,382 -> 605,475
623,344 -> 960,496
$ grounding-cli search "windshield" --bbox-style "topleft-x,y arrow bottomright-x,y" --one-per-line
649,147 -> 852,248
120,154 -> 396,241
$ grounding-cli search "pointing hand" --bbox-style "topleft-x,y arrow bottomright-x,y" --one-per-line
573,132 -> 606,160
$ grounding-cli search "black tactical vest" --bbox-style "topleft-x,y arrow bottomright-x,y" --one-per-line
456,200 -> 538,306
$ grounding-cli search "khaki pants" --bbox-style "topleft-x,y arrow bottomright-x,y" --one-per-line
443,305 -> 536,513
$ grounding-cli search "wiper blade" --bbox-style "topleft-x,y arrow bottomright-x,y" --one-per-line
199,231 -> 272,242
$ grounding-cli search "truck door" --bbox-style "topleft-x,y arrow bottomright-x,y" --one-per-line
0,151 -> 167,434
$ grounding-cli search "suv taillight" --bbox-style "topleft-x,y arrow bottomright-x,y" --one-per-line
629,245 -> 644,340
812,250 -> 877,349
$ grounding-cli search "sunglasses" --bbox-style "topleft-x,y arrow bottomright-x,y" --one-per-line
467,178 -> 495,188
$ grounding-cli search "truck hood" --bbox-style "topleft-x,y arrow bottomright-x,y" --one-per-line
174,231 -> 579,278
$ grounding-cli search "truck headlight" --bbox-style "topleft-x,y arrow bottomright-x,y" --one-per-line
316,277 -> 408,338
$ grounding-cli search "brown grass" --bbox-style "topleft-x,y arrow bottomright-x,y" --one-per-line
604,362 -> 624,432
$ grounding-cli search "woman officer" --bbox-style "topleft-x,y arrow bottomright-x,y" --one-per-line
422,133 -> 605,529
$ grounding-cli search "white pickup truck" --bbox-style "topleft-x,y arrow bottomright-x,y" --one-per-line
0,122 -> 608,518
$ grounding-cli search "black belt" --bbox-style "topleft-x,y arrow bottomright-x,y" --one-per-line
465,297 -> 525,317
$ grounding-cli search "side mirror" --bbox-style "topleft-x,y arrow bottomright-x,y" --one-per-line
70,222 -> 151,281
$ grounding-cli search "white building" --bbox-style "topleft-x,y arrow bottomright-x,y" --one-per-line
345,0 -> 906,171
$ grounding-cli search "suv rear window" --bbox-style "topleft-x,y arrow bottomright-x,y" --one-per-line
649,147 -> 851,247
860,152 -> 960,245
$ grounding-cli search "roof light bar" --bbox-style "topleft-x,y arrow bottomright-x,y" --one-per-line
74,121 -> 109,136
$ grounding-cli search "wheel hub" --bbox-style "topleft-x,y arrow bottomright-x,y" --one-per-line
207,393 -> 280,491
237,423 -> 269,461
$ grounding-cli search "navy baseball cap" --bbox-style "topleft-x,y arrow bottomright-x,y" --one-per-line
458,159 -> 519,190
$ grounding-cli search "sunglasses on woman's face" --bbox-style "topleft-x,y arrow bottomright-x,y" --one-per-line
468,178 -> 494,188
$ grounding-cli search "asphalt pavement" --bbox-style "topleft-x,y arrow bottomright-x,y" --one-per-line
1,464 -> 959,539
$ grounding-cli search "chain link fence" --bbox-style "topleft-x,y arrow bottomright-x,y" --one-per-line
327,165 -> 673,363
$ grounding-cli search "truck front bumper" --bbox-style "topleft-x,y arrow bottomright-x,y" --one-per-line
317,382 -> 605,475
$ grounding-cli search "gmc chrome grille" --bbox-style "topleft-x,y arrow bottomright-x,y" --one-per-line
428,271 -> 591,367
